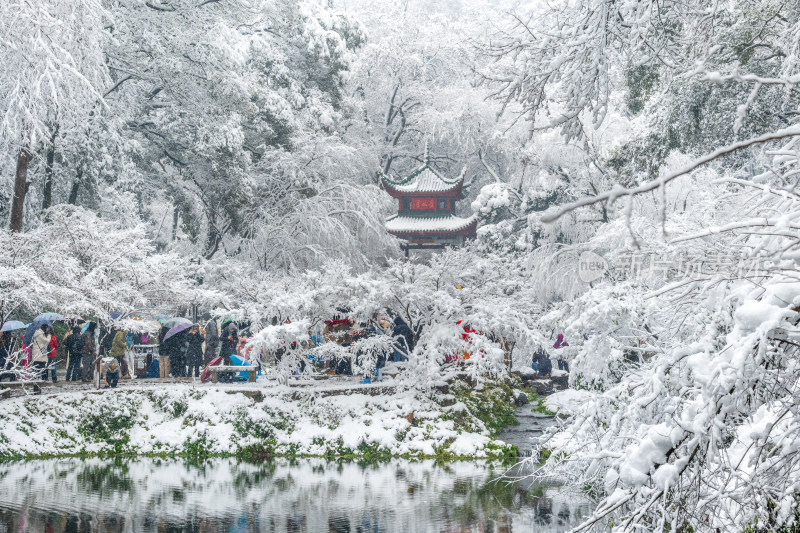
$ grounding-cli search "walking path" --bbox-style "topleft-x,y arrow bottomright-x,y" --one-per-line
0,374 -> 398,399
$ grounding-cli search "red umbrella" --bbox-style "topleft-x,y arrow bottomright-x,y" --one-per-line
200,356 -> 222,383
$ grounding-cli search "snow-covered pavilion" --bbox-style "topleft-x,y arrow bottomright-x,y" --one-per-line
380,148 -> 477,255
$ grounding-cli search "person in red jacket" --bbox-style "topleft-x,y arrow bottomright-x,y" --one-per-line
47,326 -> 59,382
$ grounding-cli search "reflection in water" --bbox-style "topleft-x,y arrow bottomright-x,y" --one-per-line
0,458 -> 590,532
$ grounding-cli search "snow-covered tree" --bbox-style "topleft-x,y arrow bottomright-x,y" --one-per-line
0,0 -> 110,230
0,206 -> 205,324
481,0 -> 800,529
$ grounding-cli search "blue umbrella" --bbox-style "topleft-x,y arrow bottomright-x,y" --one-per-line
110,311 -> 123,320
35,312 -> 64,321
0,320 -> 26,332
24,318 -> 54,345
81,321 -> 97,334
230,354 -> 260,380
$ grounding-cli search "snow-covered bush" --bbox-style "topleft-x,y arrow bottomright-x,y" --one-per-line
205,249 -> 547,384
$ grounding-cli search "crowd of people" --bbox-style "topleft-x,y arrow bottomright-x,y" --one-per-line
153,323 -> 208,379
0,311 -> 417,385
0,318 -> 212,386
323,314 -> 415,384
0,321 -> 100,384
0,311 -> 572,387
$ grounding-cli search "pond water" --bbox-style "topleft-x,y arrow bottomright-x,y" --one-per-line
0,458 -> 591,532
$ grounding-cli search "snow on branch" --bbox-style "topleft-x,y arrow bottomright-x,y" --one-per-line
541,125 -> 800,223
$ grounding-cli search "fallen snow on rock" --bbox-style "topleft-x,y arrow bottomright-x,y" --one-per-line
544,389 -> 595,415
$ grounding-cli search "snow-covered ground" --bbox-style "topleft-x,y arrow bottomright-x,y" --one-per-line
0,380 -> 514,459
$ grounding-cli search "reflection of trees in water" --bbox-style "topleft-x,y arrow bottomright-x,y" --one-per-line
231,460 -> 277,493
450,474 -> 588,532
76,458 -> 134,494
0,458 -> 590,532
0,508 -> 268,533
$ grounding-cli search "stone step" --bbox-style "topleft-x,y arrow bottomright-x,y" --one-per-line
496,403 -> 562,455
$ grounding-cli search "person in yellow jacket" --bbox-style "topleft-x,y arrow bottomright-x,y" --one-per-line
108,329 -> 130,378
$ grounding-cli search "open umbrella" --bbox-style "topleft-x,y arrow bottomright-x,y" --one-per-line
24,318 -> 54,345
81,321 -> 97,334
35,312 -> 64,321
230,354 -> 260,380
163,322 -> 193,341
109,311 -> 124,320
163,317 -> 192,329
200,356 -> 223,383
0,320 -> 26,332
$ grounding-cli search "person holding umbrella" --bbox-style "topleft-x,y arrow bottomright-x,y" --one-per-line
30,323 -> 52,381
203,319 -> 219,365
109,329 -> 129,377
160,319 -> 192,378
186,324 -> 205,378
170,331 -> 187,378
47,325 -> 58,382
0,321 -> 25,378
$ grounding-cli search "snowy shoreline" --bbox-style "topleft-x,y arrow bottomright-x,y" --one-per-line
0,380 -> 520,461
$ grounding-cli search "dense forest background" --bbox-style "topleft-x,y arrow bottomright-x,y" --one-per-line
3,0 -> 800,530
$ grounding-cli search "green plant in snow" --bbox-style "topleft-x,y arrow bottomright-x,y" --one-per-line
516,383 -> 556,415
323,437 -> 353,459
232,411 -> 275,441
77,404 -> 135,454
446,381 -> 519,437
182,432 -> 212,459
485,441 -> 518,463
357,441 -> 391,462
531,396 -> 555,416
147,392 -> 189,418
171,400 -> 188,418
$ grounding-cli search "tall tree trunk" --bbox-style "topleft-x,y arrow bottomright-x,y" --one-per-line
9,148 -> 32,232
68,168 -> 82,205
42,127 -> 59,211
171,205 -> 179,241
203,218 -> 221,260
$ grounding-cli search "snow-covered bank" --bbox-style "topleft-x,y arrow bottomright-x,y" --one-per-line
0,381 -> 518,460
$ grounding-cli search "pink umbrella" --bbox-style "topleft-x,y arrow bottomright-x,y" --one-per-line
163,322 -> 193,341
200,356 -> 223,383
